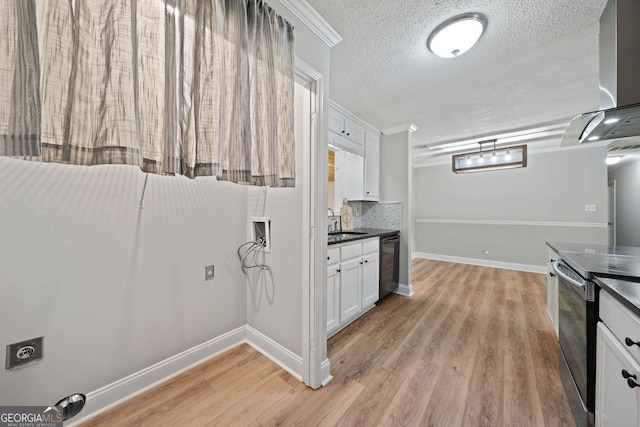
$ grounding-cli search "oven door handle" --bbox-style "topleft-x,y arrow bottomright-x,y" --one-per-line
553,260 -> 588,295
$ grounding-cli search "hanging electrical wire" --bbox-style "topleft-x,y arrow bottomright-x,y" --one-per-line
237,239 -> 269,274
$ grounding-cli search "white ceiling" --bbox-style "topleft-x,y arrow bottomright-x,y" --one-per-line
305,0 -> 609,152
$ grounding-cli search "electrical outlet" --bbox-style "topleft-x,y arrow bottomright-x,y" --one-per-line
585,204 -> 596,212
205,265 -> 215,281
250,217 -> 271,253
483,250 -> 490,258
6,337 -> 43,370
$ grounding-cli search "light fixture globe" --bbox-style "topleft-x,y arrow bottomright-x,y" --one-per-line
428,13 -> 487,59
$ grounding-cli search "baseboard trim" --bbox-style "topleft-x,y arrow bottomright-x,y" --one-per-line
68,326 -> 246,426
321,358 -> 333,387
246,326 -> 303,382
395,283 -> 414,297
412,252 -> 546,274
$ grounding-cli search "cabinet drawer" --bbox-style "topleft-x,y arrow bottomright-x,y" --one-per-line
327,248 -> 340,264
341,242 -> 362,260
362,238 -> 379,254
600,289 -> 640,364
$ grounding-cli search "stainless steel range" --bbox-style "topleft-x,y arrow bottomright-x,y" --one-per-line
550,243 -> 640,427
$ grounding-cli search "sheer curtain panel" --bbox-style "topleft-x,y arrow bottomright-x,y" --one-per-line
0,0 -> 296,187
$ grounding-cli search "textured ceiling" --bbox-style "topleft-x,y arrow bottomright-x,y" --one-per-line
304,0 -> 608,149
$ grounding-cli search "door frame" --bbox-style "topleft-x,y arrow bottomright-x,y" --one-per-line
295,57 -> 328,389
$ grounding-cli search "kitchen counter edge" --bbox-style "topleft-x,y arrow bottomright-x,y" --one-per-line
328,228 -> 399,245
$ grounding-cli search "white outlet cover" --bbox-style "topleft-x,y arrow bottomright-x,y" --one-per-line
585,204 -> 596,212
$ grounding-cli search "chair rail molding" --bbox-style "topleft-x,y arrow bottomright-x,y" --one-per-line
416,218 -> 608,228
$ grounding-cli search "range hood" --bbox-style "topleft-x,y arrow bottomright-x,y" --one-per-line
562,0 -> 640,149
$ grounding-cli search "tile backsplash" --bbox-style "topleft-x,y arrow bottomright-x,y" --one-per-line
348,201 -> 402,230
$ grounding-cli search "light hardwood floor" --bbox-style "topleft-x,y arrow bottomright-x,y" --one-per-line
83,259 -> 575,426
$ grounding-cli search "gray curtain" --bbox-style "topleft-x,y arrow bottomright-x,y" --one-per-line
0,0 -> 295,187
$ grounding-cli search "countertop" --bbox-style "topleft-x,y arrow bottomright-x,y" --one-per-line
546,241 -> 640,279
546,241 -> 640,316
328,228 -> 399,245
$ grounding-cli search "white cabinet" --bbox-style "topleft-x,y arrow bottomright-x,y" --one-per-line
328,101 -> 381,202
340,257 -> 362,323
326,247 -> 340,334
327,237 -> 380,337
596,290 -> 640,427
361,250 -> 379,307
547,248 -> 559,337
328,107 -> 365,156
364,131 -> 380,200
596,323 -> 640,427
334,132 -> 380,202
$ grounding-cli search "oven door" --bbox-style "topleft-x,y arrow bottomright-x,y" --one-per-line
554,260 -> 596,418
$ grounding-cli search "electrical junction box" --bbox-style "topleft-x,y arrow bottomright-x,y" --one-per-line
250,217 -> 271,253
6,337 -> 44,370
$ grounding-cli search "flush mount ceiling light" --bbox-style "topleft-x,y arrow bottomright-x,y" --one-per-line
428,13 -> 487,59
452,140 -> 527,173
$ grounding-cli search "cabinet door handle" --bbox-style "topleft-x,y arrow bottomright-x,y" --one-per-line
550,259 -> 556,263
622,369 -> 637,380
359,261 -> 363,265
622,370 -> 639,388
625,337 -> 640,347
346,132 -> 350,136
549,272 -> 556,278
341,130 -> 345,134
336,269 -> 341,273
364,260 -> 368,263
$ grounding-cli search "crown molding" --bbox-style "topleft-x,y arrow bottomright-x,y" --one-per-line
382,123 -> 418,135
329,100 -> 380,134
280,0 -> 342,47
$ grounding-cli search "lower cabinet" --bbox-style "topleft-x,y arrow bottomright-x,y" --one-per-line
596,323 -> 640,427
327,237 -> 380,337
326,263 -> 340,333
340,257 -> 362,323
596,290 -> 640,427
361,251 -> 379,307
547,247 -> 559,337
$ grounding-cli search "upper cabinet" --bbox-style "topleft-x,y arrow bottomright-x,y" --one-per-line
364,131 -> 379,200
328,107 -> 365,156
328,101 -> 380,203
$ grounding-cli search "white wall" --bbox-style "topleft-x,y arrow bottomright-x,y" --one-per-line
609,158 -> 640,246
0,159 -> 248,406
413,144 -> 610,267
380,130 -> 412,287
0,0 -> 333,409
245,80 -> 308,357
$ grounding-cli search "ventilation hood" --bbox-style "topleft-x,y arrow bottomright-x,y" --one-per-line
561,0 -> 640,149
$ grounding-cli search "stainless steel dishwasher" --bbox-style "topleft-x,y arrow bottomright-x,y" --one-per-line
379,233 -> 400,299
